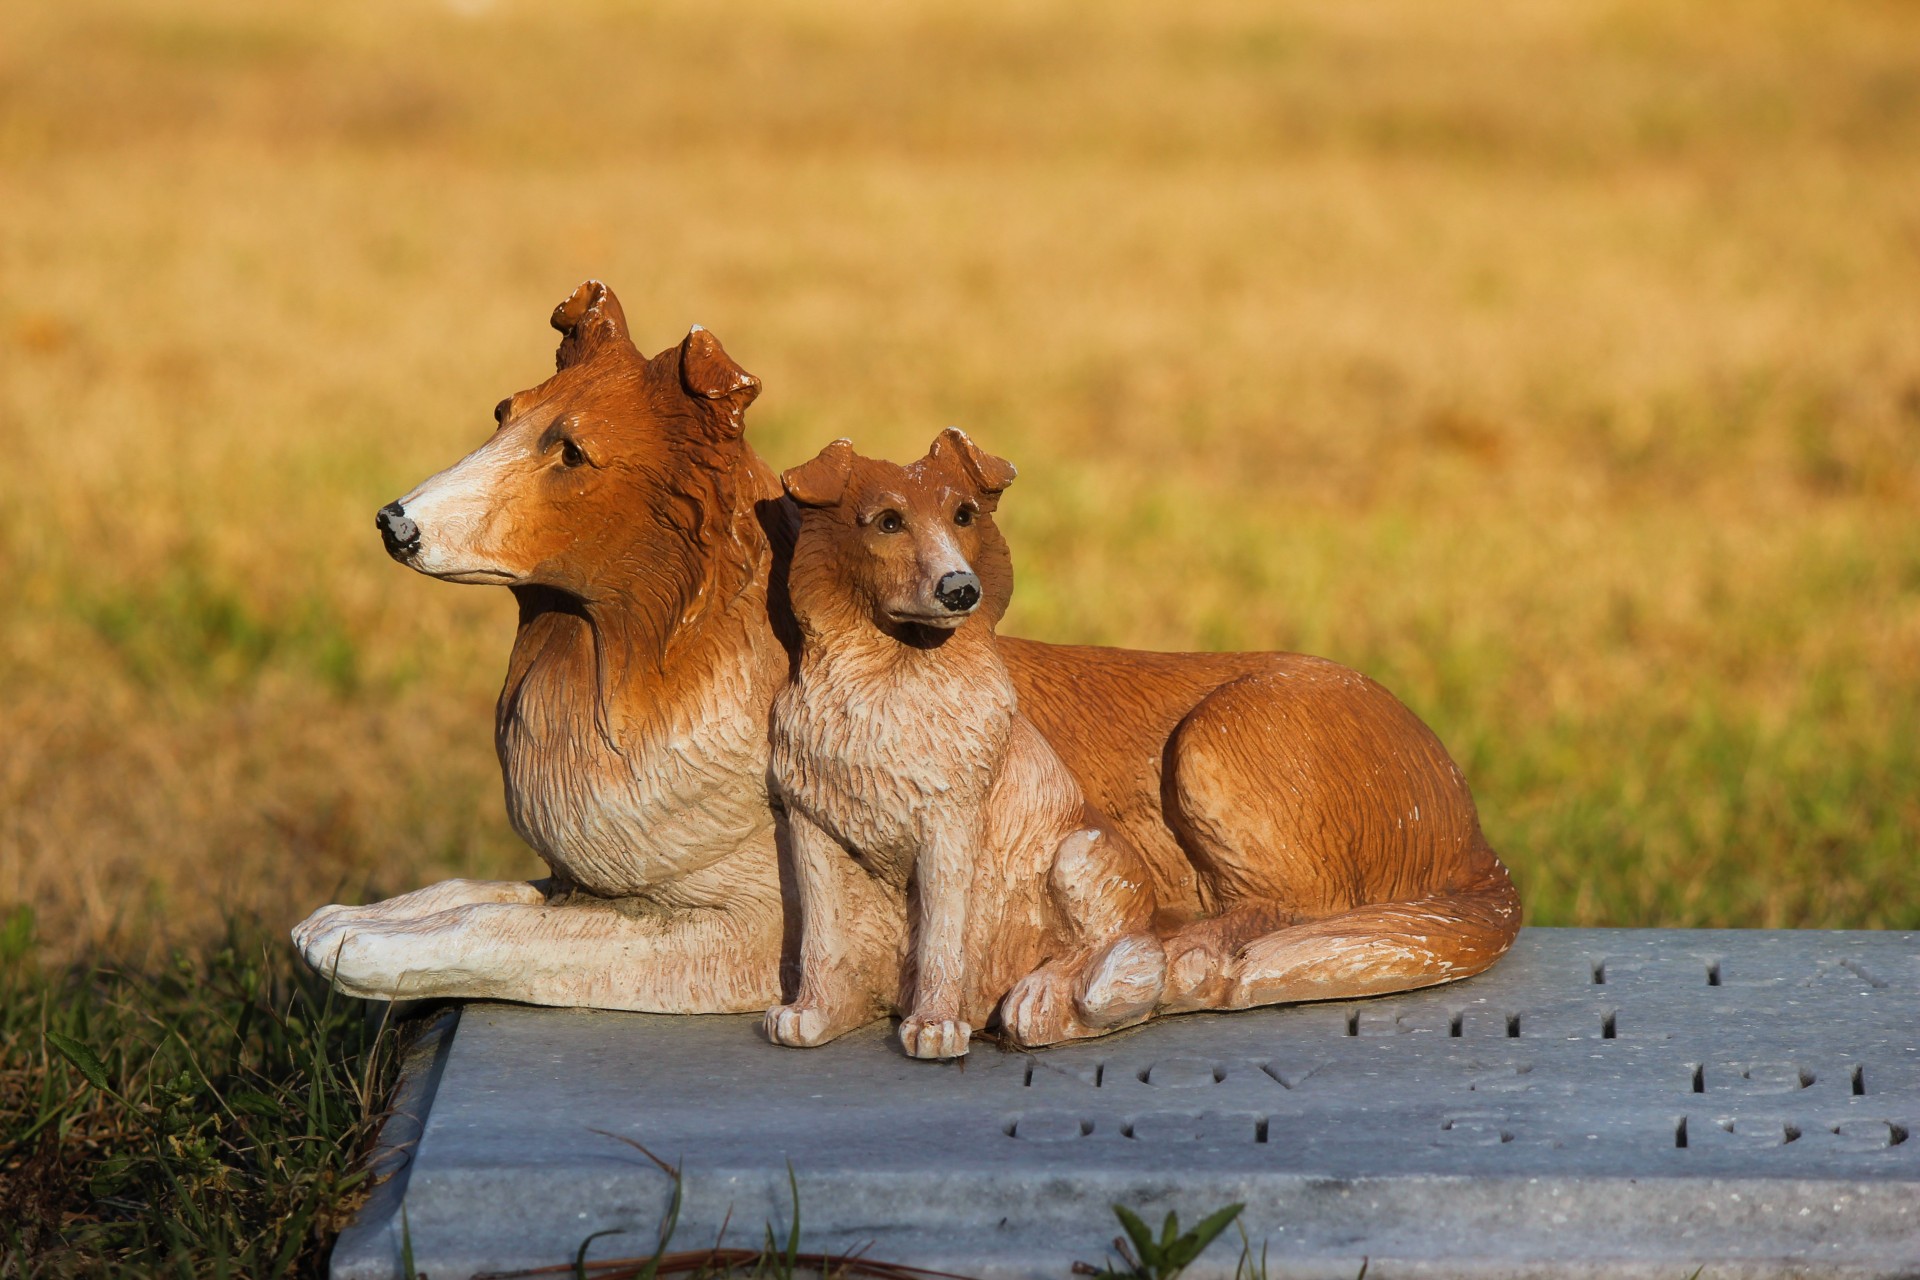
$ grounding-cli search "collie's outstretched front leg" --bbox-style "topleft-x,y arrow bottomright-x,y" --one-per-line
292,879 -> 548,956
296,883 -> 787,1014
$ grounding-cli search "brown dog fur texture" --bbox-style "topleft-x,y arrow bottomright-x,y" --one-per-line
767,432 -> 1166,1058
292,280 -> 1520,1029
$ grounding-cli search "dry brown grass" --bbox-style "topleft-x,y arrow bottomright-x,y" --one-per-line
2,0 -> 1917,959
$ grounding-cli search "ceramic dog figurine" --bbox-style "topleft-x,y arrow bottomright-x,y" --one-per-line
765,431 -> 1167,1058
297,280 -> 1519,1029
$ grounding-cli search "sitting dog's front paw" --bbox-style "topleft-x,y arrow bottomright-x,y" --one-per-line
1000,970 -> 1065,1046
764,1002 -> 840,1048
899,1014 -> 970,1060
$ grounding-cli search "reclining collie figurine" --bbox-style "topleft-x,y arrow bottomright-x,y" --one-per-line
765,431 -> 1166,1058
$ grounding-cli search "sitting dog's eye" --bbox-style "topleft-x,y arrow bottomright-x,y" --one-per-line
876,511 -> 904,534
954,506 -> 973,527
494,398 -> 512,425
560,440 -> 587,468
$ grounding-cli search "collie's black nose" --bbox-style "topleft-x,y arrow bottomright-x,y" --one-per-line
935,570 -> 981,613
376,502 -> 419,558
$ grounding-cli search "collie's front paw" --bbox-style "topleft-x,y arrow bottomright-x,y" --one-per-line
291,904 -> 353,956
899,1014 -> 970,1060
764,1002 -> 841,1048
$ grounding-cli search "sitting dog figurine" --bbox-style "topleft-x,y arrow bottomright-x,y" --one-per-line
765,430 -> 1168,1059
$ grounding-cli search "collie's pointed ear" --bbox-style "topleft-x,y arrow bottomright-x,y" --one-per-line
679,325 -> 762,440
929,427 -> 1016,502
782,439 -> 856,508
550,280 -> 634,370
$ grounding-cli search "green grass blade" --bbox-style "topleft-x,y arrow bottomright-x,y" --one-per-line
46,1029 -> 112,1093
1113,1205 -> 1156,1267
572,1227 -> 627,1280
634,1172 -> 684,1280
1174,1203 -> 1244,1268
784,1159 -> 803,1270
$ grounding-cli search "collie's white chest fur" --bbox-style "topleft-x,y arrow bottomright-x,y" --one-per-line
499,629 -> 776,898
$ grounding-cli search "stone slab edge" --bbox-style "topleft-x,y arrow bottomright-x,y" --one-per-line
331,1005 -> 460,1280
382,1164 -> 1920,1280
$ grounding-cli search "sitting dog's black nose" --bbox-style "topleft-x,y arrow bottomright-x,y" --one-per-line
935,570 -> 981,614
376,501 -> 419,558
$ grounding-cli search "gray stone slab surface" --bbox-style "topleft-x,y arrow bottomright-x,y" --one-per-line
332,929 -> 1920,1279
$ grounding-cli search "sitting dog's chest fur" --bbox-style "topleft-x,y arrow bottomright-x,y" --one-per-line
771,635 -> 1016,877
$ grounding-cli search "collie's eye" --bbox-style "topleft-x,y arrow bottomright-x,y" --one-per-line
953,506 -> 973,527
876,511 -> 904,534
494,398 -> 512,424
560,440 -> 587,468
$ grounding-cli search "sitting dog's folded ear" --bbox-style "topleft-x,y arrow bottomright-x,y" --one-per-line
930,428 -> 1017,507
550,280 -> 634,371
679,326 -> 763,441
783,439 -> 856,508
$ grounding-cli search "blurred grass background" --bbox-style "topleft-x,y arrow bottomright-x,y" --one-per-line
2,0 -> 1917,960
